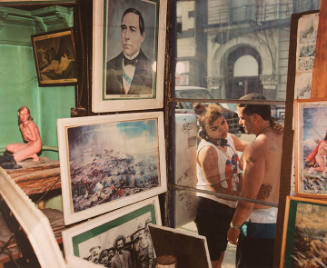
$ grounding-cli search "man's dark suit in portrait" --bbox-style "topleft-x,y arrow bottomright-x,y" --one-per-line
106,8 -> 153,95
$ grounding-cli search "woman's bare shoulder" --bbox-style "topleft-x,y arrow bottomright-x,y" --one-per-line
198,144 -> 217,163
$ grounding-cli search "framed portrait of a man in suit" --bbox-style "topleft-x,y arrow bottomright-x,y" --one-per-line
92,0 -> 167,113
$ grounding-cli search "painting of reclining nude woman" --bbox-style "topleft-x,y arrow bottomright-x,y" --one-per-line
57,112 -> 167,224
32,29 -> 78,85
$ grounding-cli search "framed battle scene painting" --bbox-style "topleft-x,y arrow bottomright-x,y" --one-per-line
57,112 -> 167,225
62,197 -> 161,267
92,0 -> 167,113
295,100 -> 327,198
281,196 -> 327,268
31,28 -> 78,86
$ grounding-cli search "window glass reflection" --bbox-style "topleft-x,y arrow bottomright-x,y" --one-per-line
175,0 -> 320,101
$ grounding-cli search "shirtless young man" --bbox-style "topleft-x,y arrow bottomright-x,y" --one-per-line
2,106 -> 42,169
227,94 -> 283,268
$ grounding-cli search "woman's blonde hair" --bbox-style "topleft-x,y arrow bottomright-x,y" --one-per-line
18,106 -> 33,124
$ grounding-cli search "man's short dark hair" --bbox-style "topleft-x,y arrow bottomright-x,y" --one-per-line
99,249 -> 110,260
89,246 -> 101,253
237,93 -> 272,123
122,8 -> 145,35
108,247 -> 115,253
114,235 -> 126,248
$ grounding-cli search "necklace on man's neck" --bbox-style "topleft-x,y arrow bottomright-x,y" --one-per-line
257,125 -> 271,136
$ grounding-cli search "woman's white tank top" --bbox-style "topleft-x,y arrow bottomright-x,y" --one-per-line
196,133 -> 241,208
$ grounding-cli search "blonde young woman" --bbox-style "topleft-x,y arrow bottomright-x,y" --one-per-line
1,106 -> 42,169
194,103 -> 248,268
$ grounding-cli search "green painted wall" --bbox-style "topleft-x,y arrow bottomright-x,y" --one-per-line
39,86 -> 75,159
0,45 -> 38,144
0,5 -> 75,160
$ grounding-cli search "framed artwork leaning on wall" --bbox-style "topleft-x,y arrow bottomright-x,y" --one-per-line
62,196 -> 161,267
294,100 -> 327,198
92,0 -> 167,112
57,111 -> 167,225
293,11 -> 319,100
148,223 -> 211,268
280,195 -> 327,268
31,28 -> 78,86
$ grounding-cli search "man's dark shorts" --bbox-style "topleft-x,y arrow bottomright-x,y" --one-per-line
236,222 -> 276,268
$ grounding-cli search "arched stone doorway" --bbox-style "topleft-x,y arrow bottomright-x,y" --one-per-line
225,46 -> 263,99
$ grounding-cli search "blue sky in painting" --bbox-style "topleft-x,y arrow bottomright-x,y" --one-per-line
116,120 -> 156,140
302,106 -> 327,142
302,105 -> 327,158
67,118 -> 158,161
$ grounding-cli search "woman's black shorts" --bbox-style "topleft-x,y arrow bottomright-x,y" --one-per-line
195,197 -> 235,261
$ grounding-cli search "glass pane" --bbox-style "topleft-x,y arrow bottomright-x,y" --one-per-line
172,101 -> 285,226
171,2 -> 319,256
173,101 -> 285,182
174,0 -> 320,101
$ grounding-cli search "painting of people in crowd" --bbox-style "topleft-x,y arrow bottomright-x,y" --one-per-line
62,197 -> 161,268
296,101 -> 327,197
57,112 -> 166,224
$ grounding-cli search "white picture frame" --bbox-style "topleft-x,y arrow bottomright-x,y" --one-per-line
0,168 -> 66,268
57,111 -> 167,225
294,12 -> 319,99
92,0 -> 167,113
62,196 -> 161,266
